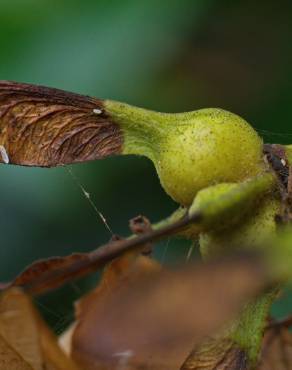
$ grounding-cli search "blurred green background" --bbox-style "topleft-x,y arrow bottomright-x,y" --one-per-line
0,0 -> 291,331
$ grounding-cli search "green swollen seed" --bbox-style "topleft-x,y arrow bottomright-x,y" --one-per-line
106,101 -> 266,205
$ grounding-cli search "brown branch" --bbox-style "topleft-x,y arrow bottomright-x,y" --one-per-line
15,210 -> 202,295
6,172 -> 275,296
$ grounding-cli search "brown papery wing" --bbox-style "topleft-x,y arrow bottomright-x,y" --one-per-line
0,81 -> 123,167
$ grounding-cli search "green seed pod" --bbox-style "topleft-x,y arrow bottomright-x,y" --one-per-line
0,82 -> 265,207
105,101 -> 266,205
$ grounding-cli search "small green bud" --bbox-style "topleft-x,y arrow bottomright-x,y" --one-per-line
198,191 -> 280,259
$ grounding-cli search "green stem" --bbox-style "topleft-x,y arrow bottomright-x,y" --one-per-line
230,290 -> 277,366
105,100 -> 169,161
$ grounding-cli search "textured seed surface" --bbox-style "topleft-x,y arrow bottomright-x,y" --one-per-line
156,109 -> 265,205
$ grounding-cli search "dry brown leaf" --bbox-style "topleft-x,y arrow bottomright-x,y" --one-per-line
0,288 -> 81,370
0,334 -> 34,370
0,289 -> 43,369
9,245 -> 156,296
72,252 -> 162,332
0,81 -> 122,166
257,326 -> 292,370
37,315 -> 81,370
66,254 -> 267,370
11,253 -> 92,295
181,337 -> 248,370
